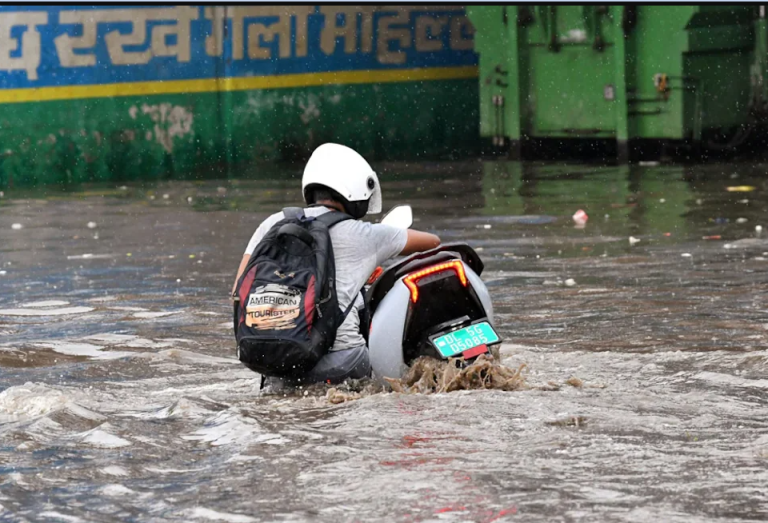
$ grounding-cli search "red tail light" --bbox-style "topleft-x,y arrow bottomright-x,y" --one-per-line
403,260 -> 468,303
366,266 -> 384,285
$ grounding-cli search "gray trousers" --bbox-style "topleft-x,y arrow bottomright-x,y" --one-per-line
272,345 -> 371,387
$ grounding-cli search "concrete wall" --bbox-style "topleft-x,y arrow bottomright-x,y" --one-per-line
0,5 -> 479,188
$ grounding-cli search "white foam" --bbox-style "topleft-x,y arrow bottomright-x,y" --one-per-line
0,306 -> 94,316
81,427 -> 131,448
693,371 -> 768,389
66,254 -> 113,260
182,411 -> 277,447
225,455 -> 263,463
139,349 -> 236,366
132,311 -> 177,319
102,466 -> 129,476
188,507 -> 257,523
36,342 -> 133,360
0,383 -> 69,418
85,333 -> 174,349
8,473 -> 28,486
145,466 -> 207,475
39,512 -> 83,523
21,300 -> 70,308
130,398 -> 210,420
101,484 -> 137,496
88,296 -> 117,303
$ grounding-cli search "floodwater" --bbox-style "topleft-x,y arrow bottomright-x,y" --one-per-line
1,161 -> 768,522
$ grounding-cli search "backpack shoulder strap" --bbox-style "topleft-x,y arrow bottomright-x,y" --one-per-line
337,290 -> 363,327
282,207 -> 305,220
314,210 -> 353,229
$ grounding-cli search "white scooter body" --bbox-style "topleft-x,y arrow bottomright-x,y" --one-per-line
367,206 -> 498,380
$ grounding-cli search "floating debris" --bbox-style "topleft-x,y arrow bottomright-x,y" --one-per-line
87,221 -> 97,229
384,355 -> 527,394
565,377 -> 583,388
703,235 -> 721,240
572,209 -> 588,226
737,217 -> 748,224
11,223 -> 22,230
546,416 -> 588,428
726,186 -> 756,192
681,253 -> 692,258
564,278 -> 576,287
629,236 -> 641,245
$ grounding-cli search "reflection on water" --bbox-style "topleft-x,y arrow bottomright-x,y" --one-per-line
1,161 -> 768,522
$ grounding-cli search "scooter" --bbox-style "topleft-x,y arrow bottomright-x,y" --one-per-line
366,205 -> 501,380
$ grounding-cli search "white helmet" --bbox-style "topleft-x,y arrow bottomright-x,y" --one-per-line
302,143 -> 382,218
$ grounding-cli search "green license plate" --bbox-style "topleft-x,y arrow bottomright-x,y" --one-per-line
431,321 -> 500,358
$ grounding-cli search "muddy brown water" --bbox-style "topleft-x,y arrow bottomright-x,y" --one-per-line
1,161 -> 768,522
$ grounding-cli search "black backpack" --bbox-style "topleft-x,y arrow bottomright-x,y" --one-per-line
233,207 -> 354,378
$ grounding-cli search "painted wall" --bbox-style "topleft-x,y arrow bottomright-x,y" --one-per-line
0,5 -> 479,188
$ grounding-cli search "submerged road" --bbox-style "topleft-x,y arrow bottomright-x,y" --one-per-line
1,161 -> 767,522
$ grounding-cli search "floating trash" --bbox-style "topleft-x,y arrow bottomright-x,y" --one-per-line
702,235 -> 722,240
87,221 -> 97,229
11,223 -> 22,230
726,186 -> 756,192
736,218 -> 748,224
629,236 -> 641,245
681,253 -> 692,258
572,209 -> 588,226
384,355 -> 527,394
565,278 -> 576,287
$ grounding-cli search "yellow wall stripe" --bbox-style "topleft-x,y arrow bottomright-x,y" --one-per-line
0,66 -> 478,105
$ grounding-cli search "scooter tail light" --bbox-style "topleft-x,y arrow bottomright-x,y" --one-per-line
403,260 -> 468,303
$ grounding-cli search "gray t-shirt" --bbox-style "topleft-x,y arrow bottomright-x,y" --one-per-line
244,207 -> 408,351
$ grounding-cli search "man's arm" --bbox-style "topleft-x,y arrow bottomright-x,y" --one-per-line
400,229 -> 441,255
231,253 -> 251,297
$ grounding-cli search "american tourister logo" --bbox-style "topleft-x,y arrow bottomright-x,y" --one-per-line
245,284 -> 301,330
